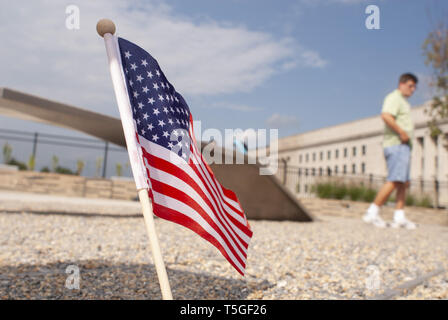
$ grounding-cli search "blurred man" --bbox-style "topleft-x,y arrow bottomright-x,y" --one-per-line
363,73 -> 418,229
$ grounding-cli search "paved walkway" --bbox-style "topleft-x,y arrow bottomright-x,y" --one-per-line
300,197 -> 448,227
0,190 -> 141,216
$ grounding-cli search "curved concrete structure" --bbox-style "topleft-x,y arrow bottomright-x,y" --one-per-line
0,88 -> 125,146
209,152 -> 312,221
0,87 -> 313,221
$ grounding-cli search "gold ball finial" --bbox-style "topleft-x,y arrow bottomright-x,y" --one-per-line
96,19 -> 116,37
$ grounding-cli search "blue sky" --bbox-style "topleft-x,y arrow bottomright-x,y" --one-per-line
173,0 -> 442,136
0,0 -> 445,176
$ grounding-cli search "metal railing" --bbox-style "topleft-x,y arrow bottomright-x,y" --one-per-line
276,163 -> 448,208
0,128 -> 127,178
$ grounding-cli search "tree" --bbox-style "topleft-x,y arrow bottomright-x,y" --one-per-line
2,143 -> 12,164
95,156 -> 103,177
76,159 -> 85,176
3,142 -> 12,164
51,155 -> 59,172
422,22 -> 448,144
2,143 -> 26,170
27,154 -> 36,171
115,162 -> 122,177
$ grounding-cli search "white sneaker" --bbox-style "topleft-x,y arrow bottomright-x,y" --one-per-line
391,217 -> 417,230
363,213 -> 388,228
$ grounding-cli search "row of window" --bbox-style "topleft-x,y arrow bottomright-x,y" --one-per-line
299,145 -> 367,163
298,162 -> 366,176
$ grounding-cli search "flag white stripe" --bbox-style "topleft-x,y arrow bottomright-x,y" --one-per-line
222,196 -> 243,213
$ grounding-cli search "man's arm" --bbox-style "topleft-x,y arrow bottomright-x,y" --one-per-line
381,112 -> 409,143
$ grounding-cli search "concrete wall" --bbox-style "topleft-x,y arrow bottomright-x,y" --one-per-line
0,169 -> 138,200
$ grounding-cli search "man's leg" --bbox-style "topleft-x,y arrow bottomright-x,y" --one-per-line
392,181 -> 416,229
374,181 -> 398,207
363,181 -> 397,227
395,181 -> 406,210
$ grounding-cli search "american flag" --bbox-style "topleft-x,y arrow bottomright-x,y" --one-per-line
116,37 -> 253,276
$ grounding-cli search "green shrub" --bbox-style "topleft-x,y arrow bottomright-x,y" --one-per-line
7,158 -> 27,171
417,196 -> 432,208
40,166 -> 50,173
54,166 -> 75,175
312,180 -> 435,209
333,184 -> 347,200
405,194 -> 416,206
312,181 -> 348,200
312,181 -> 376,202
348,185 -> 363,201
315,182 -> 334,199
362,188 -> 377,202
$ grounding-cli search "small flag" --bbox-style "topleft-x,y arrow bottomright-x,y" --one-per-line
115,37 -> 253,275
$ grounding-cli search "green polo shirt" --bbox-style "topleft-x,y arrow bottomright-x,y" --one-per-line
381,89 -> 414,148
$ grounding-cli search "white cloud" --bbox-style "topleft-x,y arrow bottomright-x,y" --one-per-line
200,102 -> 262,112
266,113 -> 299,128
0,0 -> 326,116
300,51 -> 328,68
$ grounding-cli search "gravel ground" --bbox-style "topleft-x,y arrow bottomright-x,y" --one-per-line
1,203 -> 447,299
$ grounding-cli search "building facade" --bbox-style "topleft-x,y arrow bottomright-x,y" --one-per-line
260,101 -> 448,207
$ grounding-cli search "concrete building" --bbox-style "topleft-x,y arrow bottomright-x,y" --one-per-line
262,101 -> 448,207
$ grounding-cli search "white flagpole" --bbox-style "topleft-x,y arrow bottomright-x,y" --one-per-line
96,19 -> 173,300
